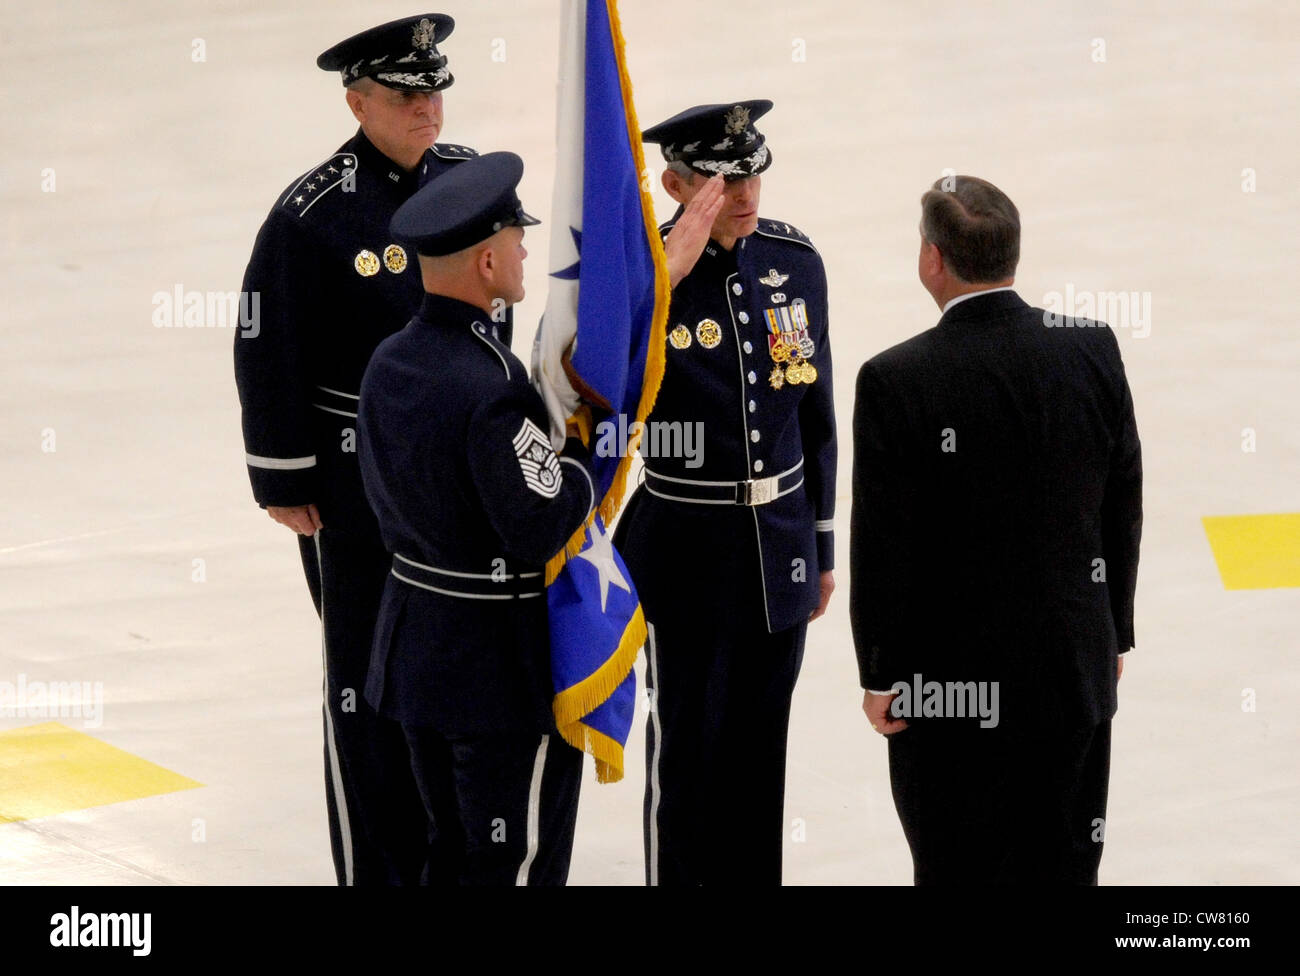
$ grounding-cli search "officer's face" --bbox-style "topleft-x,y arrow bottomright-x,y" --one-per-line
348,82 -> 444,165
676,172 -> 762,242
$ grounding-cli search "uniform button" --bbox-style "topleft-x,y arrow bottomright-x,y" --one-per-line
738,312 -> 750,324
753,459 -> 764,473
732,283 -> 743,296
747,371 -> 756,384
748,399 -> 756,413
475,324 -> 485,333
751,430 -> 761,443
743,341 -> 753,354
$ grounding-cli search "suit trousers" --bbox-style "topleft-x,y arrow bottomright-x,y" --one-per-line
642,612 -> 807,886
402,726 -> 583,885
297,525 -> 430,885
887,717 -> 1112,885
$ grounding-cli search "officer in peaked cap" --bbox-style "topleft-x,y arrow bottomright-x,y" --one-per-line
233,13 -> 489,886
614,101 -> 837,885
357,152 -> 593,886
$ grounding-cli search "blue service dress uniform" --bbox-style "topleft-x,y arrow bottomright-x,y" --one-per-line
233,127 -> 484,885
357,293 -> 595,886
614,213 -> 837,885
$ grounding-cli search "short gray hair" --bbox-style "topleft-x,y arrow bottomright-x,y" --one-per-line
665,160 -> 696,183
920,176 -> 1019,283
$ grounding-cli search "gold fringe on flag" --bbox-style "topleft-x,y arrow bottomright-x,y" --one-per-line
553,603 -> 646,783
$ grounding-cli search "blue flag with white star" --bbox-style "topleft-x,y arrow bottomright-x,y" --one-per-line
533,0 -> 668,782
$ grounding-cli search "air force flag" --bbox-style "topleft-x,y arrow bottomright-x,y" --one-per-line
533,0 -> 669,783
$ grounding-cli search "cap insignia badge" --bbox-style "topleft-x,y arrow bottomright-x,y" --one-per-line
412,17 -> 438,51
724,105 -> 750,135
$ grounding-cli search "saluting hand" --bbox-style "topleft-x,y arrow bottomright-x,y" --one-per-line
663,174 -> 726,288
267,504 -> 324,536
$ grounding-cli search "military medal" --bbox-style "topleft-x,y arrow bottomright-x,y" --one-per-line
768,366 -> 786,390
785,360 -> 805,385
669,324 -> 692,349
769,339 -> 791,363
695,318 -> 722,349
383,244 -> 408,274
354,249 -> 381,276
798,336 -> 816,359
802,363 -> 818,383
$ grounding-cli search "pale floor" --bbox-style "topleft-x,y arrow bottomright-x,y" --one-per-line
1,0 -> 1296,884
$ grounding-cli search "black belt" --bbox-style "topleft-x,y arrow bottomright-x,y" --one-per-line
643,458 -> 804,506
389,553 -> 544,600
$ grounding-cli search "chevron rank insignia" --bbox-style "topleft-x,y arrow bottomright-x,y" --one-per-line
513,418 -> 562,498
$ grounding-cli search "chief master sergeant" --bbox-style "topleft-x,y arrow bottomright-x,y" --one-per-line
614,100 -> 837,885
232,14 -> 483,885
357,152 -> 596,885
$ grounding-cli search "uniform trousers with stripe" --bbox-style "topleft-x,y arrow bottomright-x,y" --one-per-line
297,526 -> 430,885
643,613 -> 807,886
887,717 -> 1112,885
401,727 -> 583,885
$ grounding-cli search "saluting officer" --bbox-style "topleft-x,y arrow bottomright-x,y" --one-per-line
357,152 -> 595,886
614,101 -> 837,885
233,14 -> 482,885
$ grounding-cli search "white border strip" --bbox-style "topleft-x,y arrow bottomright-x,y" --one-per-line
647,623 -> 663,887
246,452 -> 316,471
515,734 -> 550,885
315,531 -> 355,886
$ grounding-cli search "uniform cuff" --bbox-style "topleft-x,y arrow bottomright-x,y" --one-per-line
816,526 -> 834,573
247,461 -> 318,508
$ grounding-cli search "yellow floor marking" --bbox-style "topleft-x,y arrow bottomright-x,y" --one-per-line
0,722 -> 201,824
1202,513 -> 1300,590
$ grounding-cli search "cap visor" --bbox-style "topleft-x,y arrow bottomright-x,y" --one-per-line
373,69 -> 453,92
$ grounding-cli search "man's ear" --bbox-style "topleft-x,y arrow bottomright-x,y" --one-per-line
662,169 -> 688,204
923,240 -> 944,278
345,87 -> 366,124
477,244 -> 495,282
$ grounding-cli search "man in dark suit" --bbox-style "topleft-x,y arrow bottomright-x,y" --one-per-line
850,175 -> 1142,884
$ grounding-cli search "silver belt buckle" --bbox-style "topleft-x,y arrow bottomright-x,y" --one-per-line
740,474 -> 777,506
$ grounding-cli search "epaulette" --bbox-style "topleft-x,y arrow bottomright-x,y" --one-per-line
754,218 -> 817,251
431,142 -> 479,161
281,152 -> 357,217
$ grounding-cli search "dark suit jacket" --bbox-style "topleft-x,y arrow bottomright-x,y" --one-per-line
849,290 -> 1141,731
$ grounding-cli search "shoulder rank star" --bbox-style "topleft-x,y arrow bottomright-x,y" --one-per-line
759,268 -> 789,287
